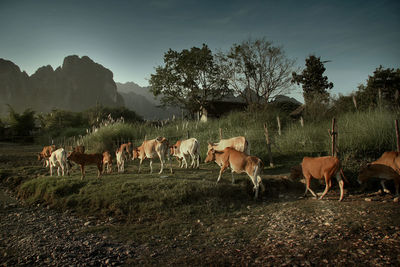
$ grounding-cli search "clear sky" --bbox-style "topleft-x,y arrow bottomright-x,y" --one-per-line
1,0 -> 399,101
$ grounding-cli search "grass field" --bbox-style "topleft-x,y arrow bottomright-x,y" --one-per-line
1,142 -> 400,265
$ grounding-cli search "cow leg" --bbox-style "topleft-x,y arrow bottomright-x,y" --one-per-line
217,164 -> 228,184
182,155 -> 188,169
80,164 -> 85,180
304,174 -> 317,198
336,172 -> 344,201
394,180 -> 399,196
138,159 -> 143,173
319,173 -> 331,200
150,159 -> 153,174
380,180 -> 391,194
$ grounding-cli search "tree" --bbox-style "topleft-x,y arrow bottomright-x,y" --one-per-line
355,66 -> 400,110
7,105 -> 36,141
292,55 -> 333,105
217,37 -> 297,105
149,44 -> 230,118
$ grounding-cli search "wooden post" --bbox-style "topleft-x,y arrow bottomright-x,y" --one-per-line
263,123 -> 274,167
395,119 -> 400,152
329,118 -> 337,157
277,115 -> 281,136
219,128 -> 223,140
352,95 -> 357,110
300,116 -> 304,127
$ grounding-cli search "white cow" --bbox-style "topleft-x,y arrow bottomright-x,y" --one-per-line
115,148 -> 126,173
49,148 -> 69,176
171,138 -> 200,168
208,136 -> 250,155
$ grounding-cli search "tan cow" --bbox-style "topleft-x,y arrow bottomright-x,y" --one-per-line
102,151 -> 113,174
292,156 -> 345,201
67,151 -> 103,179
133,137 -> 172,174
358,151 -> 400,195
37,145 -> 56,166
171,138 -> 200,169
119,142 -> 133,159
204,147 -> 265,199
207,136 -> 250,155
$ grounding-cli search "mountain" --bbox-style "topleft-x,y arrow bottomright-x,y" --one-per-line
116,82 -> 180,120
0,56 -> 124,114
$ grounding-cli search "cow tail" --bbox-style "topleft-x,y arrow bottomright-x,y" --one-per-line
245,140 -> 251,155
340,168 -> 349,184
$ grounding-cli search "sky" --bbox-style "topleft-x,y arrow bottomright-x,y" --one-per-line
1,0 -> 399,102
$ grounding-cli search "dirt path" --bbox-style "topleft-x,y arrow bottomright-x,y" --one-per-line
0,187 -> 133,266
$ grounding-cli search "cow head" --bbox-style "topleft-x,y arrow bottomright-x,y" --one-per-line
289,164 -> 303,180
132,147 -> 140,160
204,148 -> 216,163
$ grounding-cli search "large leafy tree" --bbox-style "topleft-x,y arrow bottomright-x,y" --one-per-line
217,38 -> 296,105
292,55 -> 333,105
149,44 -> 230,118
355,66 -> 400,110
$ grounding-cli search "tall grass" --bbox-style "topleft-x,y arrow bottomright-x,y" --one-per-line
276,109 -> 397,158
81,108 -> 397,167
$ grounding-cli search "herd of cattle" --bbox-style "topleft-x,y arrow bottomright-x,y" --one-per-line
37,136 -> 400,200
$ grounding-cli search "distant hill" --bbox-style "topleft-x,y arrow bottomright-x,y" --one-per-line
116,82 -> 180,120
0,56 -> 124,114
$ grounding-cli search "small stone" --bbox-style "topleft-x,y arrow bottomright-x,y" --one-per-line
365,198 -> 372,202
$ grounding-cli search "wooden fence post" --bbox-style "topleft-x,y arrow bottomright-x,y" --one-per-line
395,119 -> 400,152
329,118 -> 337,157
263,123 -> 274,167
277,116 -> 281,136
300,116 -> 304,127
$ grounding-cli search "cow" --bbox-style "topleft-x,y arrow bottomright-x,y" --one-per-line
358,151 -> 400,196
115,148 -> 126,173
133,137 -> 172,174
37,145 -> 56,166
291,156 -> 345,201
204,147 -> 265,199
207,136 -> 250,155
171,138 -> 200,169
119,142 -> 133,159
102,151 -> 113,174
49,148 -> 69,176
67,151 -> 103,179
358,164 -> 400,196
73,145 -> 85,154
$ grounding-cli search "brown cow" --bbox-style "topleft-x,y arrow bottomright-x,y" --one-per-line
207,136 -> 250,155
119,142 -> 133,159
292,156 -> 345,201
133,137 -> 172,174
67,151 -> 103,179
358,164 -> 400,195
358,151 -> 400,196
37,145 -> 56,166
73,145 -> 85,154
204,147 -> 265,199
102,151 -> 113,174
